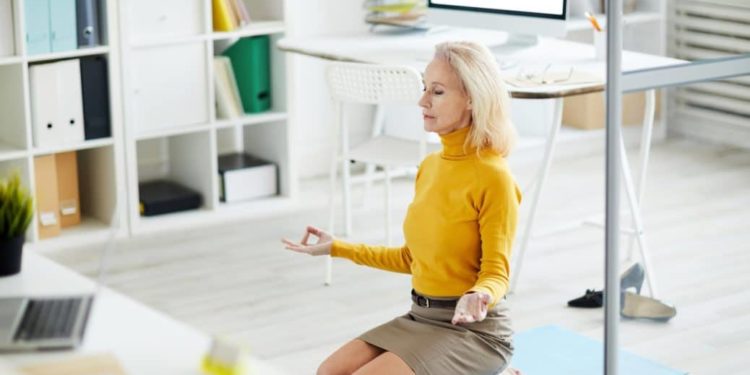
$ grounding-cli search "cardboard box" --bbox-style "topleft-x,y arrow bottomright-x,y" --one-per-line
55,151 -> 81,228
218,153 -> 277,203
33,155 -> 61,239
562,91 -> 661,130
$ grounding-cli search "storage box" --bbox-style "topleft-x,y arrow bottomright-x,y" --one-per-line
138,180 -> 202,216
55,151 -> 81,228
218,153 -> 277,203
562,91 -> 660,130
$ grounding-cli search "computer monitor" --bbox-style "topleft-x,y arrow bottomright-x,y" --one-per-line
427,0 -> 568,50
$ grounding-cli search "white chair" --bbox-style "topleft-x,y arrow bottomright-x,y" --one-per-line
324,62 -> 429,285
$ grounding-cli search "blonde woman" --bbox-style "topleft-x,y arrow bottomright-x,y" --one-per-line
283,41 -> 522,375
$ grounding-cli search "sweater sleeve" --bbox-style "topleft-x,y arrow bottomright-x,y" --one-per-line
331,240 -> 413,274
469,170 -> 522,305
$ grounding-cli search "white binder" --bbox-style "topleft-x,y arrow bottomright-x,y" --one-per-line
0,0 -> 13,57
56,60 -> 85,144
30,63 -> 61,148
30,60 -> 85,148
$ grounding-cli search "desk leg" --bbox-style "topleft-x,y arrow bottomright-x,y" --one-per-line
626,90 -> 656,262
509,98 -> 564,294
620,90 -> 658,297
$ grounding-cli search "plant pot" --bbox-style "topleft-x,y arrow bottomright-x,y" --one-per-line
0,235 -> 25,277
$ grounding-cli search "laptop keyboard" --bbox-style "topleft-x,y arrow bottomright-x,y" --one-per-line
14,298 -> 82,342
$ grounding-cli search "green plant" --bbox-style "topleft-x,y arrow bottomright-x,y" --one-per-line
0,173 -> 34,239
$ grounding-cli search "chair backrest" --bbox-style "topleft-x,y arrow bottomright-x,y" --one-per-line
325,62 -> 423,105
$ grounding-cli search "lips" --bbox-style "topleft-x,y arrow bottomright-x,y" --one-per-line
423,114 -> 435,120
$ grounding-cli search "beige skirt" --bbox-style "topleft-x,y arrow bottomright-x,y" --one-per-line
358,298 -> 514,375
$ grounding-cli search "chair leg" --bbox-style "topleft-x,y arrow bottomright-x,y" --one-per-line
384,166 -> 392,246
342,158 -> 353,237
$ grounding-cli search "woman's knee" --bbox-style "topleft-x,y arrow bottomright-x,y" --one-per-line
317,358 -> 346,375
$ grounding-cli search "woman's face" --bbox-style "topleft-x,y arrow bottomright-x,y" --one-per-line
418,57 -> 472,135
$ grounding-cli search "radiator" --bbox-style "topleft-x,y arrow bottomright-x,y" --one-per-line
669,0 -> 750,147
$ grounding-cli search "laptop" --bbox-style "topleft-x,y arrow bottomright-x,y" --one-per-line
0,205 -> 119,352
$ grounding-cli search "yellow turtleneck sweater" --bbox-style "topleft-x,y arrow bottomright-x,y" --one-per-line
331,126 -> 521,305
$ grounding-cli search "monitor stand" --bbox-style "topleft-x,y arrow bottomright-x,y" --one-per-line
488,34 -> 538,70
489,33 -> 539,55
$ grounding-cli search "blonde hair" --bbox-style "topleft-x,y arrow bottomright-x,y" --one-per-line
434,41 -> 516,157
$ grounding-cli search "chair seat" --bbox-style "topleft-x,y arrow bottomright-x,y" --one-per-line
349,136 -> 440,167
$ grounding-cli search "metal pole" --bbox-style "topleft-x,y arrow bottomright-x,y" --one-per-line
605,0 -> 623,374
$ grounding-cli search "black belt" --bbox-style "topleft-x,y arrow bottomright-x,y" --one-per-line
411,289 -> 458,308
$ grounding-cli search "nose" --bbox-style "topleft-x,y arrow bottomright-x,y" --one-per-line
418,90 -> 429,109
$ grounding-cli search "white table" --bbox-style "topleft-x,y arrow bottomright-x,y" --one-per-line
279,28 -> 686,297
0,252 -> 286,375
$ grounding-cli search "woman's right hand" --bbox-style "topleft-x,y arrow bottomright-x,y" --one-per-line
281,225 -> 333,256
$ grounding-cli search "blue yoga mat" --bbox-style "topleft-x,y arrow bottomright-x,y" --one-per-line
512,325 -> 687,375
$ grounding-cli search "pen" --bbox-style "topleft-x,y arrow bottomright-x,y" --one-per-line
585,11 -> 603,32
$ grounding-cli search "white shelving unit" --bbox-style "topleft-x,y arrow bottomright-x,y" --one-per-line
118,0 -> 295,236
0,0 -> 127,252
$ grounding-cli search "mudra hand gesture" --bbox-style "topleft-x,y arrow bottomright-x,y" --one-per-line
452,291 -> 491,325
282,226 -> 333,256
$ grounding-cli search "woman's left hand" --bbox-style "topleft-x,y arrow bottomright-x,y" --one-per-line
451,292 -> 491,325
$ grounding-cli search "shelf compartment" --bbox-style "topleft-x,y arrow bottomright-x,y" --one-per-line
0,63 -> 29,153
135,130 -> 216,219
129,42 -> 210,136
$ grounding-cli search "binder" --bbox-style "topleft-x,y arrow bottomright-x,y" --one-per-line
212,0 -> 237,32
0,0 -> 14,57
56,59 -> 86,144
213,56 -> 243,118
80,56 -> 111,139
55,151 -> 81,228
49,0 -> 77,52
30,60 -> 85,148
222,36 -> 271,113
33,155 -> 61,239
24,0 -> 51,55
218,153 -> 277,203
75,0 -> 101,47
29,62 -> 60,148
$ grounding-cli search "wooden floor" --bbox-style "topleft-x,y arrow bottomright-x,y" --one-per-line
47,137 -> 750,375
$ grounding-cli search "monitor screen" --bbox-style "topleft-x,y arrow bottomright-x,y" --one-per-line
429,0 -> 567,19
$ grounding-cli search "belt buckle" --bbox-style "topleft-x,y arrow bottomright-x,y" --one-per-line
417,295 -> 430,308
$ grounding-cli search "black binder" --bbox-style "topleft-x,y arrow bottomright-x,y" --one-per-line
76,0 -> 101,47
79,55 -> 111,140
138,180 -> 203,216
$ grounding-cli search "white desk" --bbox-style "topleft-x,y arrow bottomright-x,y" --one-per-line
0,252 -> 286,375
279,28 -> 686,297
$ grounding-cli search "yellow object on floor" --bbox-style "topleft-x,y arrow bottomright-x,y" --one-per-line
201,336 -> 250,375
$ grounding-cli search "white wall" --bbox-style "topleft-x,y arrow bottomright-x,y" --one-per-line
286,0 -> 374,178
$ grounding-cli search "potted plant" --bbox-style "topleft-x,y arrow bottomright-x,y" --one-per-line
0,173 -> 34,277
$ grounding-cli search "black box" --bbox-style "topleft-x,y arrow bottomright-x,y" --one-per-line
138,180 -> 202,216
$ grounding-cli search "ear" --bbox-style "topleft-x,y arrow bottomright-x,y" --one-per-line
466,99 -> 472,111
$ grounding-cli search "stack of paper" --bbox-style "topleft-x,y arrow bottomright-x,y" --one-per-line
212,0 -> 251,32
214,56 -> 244,119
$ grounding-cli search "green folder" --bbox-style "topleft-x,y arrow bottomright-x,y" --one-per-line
222,36 -> 271,114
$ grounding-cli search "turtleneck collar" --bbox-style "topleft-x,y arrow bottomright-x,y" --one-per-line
439,126 -> 476,159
